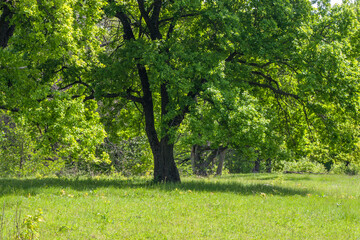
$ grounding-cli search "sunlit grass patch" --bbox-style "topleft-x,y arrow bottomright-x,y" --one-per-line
0,174 -> 359,239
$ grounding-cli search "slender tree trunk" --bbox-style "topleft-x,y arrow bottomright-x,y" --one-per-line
252,158 -> 261,173
216,149 -> 227,176
191,144 -> 199,175
18,141 -> 24,177
266,158 -> 272,173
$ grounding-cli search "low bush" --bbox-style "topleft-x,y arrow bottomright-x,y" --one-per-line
330,162 -> 360,175
281,158 -> 327,173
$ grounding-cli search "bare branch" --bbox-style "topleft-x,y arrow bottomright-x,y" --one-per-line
275,97 -> 292,136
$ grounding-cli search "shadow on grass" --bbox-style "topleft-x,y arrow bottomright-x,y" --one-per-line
0,176 -> 312,198
155,180 -> 311,196
283,176 -> 313,182
219,173 -> 314,182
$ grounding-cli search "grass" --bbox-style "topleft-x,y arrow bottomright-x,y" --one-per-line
0,173 -> 359,239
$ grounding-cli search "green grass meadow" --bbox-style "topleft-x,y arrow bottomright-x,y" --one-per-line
0,174 -> 359,239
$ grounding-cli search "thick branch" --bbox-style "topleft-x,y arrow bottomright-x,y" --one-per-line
159,13 -> 200,24
103,92 -> 144,104
115,10 -> 135,40
137,0 -> 151,26
225,52 -> 238,62
241,60 -> 272,69
226,52 -> 273,69
169,78 -> 206,128
137,63 -> 160,147
252,71 -> 280,90
151,0 -> 162,26
247,80 -> 299,100
58,80 -> 92,92
137,0 -> 162,39
166,12 -> 180,39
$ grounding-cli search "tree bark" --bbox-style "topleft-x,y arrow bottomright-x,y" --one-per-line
153,135 -> 180,182
141,91 -> 181,182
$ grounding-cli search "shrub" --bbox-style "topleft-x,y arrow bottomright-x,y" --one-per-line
97,136 -> 153,176
330,162 -> 360,175
282,157 -> 327,173
225,150 -> 255,173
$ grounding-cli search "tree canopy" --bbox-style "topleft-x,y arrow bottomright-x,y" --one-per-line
0,0 -> 359,181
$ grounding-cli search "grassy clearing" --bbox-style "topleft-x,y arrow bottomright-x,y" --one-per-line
0,174 -> 359,239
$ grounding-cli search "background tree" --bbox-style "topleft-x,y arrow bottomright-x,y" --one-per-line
0,0 -> 109,173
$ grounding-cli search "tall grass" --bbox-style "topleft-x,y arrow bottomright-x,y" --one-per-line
0,174 -> 359,239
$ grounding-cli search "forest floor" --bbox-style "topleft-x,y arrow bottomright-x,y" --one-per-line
0,173 -> 359,239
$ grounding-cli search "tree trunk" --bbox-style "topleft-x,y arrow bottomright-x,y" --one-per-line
191,144 -> 200,175
153,136 -> 180,182
143,108 -> 181,183
252,158 -> 261,173
190,144 -> 207,176
140,78 -> 181,182
266,158 -> 272,173
116,7 -> 184,183
191,145 -> 228,176
216,149 -> 227,176
195,149 -> 215,176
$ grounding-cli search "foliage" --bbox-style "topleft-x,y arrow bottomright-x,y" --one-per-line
330,162 -> 360,175
281,157 -> 328,174
1,0 -> 360,180
0,114 -> 35,177
0,98 -> 108,177
226,150 -> 256,173
17,209 -> 43,240
97,136 -> 153,176
0,0 -> 108,176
